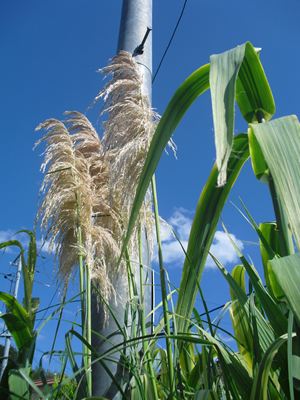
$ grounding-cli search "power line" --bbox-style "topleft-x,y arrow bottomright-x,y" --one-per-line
152,0 -> 188,84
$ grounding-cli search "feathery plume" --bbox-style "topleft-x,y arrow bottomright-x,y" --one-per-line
36,50 -> 156,311
35,114 -> 117,302
97,51 -> 155,255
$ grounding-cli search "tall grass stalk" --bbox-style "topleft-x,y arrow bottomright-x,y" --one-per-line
138,225 -> 159,400
151,175 -> 175,396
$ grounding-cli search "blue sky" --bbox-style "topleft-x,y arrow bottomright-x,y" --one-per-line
0,0 -> 299,370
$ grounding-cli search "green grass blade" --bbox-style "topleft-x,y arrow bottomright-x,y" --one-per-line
120,63 -> 210,261
222,225 -> 287,336
288,311 -> 295,400
151,176 -> 175,396
175,134 -> 249,335
250,115 -> 300,250
212,254 -> 275,356
49,293 -> 66,364
250,333 -> 293,400
230,265 -> 253,372
259,222 -> 284,299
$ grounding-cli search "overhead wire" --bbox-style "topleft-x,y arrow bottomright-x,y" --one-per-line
152,0 -> 188,84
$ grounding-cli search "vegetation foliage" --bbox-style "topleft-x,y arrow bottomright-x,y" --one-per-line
0,41 -> 299,399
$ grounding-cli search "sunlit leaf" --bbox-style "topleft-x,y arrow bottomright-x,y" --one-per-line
210,42 -> 275,185
176,134 -> 249,335
121,64 -> 210,261
250,115 -> 300,250
269,253 -> 300,325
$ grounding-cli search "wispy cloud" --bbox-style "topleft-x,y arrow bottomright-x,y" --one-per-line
156,208 -> 243,269
0,230 -> 15,243
0,229 -> 55,255
0,230 -> 28,253
36,239 -> 56,255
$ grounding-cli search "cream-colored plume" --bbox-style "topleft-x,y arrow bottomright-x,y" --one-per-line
36,51 -> 155,307
97,51 -> 154,219
35,113 -> 117,302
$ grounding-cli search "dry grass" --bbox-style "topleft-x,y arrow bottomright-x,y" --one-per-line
36,51 -> 156,307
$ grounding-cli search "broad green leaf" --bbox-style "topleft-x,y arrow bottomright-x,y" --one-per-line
17,230 -> 37,275
9,367 -> 45,400
230,265 -> 253,372
249,129 -> 269,182
214,255 -> 276,356
0,236 -> 34,315
0,292 -> 31,328
292,356 -> 300,380
269,253 -> 300,324
176,134 -> 249,335
0,313 -> 33,350
81,398 -> 109,400
192,329 -> 252,399
82,398 -> 108,400
195,390 -> 214,400
8,368 -> 30,400
250,115 -> 300,249
224,230 -> 287,336
120,64 -> 210,262
210,44 -> 244,186
250,334 -> 292,400
259,223 -> 284,299
236,45 -> 275,123
210,42 -> 275,186
0,292 -> 35,358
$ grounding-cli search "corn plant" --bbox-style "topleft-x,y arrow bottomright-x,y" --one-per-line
0,231 -> 40,399
121,41 -> 300,399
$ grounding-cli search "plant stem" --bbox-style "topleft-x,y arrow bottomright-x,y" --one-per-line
138,225 -> 159,400
75,190 -> 92,396
151,175 -> 175,396
77,226 -> 91,396
85,263 -> 92,396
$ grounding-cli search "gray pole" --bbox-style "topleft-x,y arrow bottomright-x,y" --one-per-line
91,0 -> 152,397
0,256 -> 22,380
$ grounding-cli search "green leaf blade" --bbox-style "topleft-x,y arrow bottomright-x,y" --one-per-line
121,64 -> 210,259
269,253 -> 300,324
251,115 -> 300,250
236,44 -> 275,123
175,134 -> 249,335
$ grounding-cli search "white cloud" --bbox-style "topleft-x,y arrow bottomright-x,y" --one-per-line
206,231 -> 243,269
156,209 -> 243,269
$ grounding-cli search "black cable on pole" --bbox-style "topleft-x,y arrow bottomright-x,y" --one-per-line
152,0 -> 188,84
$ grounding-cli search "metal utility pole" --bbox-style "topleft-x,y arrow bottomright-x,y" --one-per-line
0,256 -> 22,380
91,0 -> 152,396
